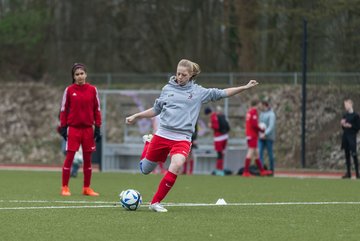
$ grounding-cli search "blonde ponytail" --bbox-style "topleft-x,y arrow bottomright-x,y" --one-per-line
178,59 -> 201,79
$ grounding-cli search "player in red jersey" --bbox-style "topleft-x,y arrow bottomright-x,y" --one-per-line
205,106 -> 229,176
58,63 -> 102,196
243,98 -> 272,177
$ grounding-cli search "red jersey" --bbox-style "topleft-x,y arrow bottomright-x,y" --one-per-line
60,83 -> 101,128
245,107 -> 262,138
210,112 -> 222,137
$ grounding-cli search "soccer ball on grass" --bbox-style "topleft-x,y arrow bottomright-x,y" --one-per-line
119,189 -> 142,211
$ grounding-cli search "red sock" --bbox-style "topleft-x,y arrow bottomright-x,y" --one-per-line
189,159 -> 194,174
255,159 -> 264,172
140,142 -> 150,160
151,171 -> 177,204
244,158 -> 251,172
182,161 -> 187,174
62,151 -> 75,187
216,159 -> 224,170
83,151 -> 92,187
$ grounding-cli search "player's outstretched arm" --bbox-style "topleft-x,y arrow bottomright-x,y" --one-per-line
125,108 -> 156,125
224,80 -> 259,97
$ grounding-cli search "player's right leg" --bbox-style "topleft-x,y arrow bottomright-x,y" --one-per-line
61,151 -> 75,196
139,134 -> 156,174
140,159 -> 158,174
80,127 -> 99,196
61,126 -> 81,196
140,134 -> 168,175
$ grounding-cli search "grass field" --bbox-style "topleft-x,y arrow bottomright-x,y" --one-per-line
1,170 -> 360,241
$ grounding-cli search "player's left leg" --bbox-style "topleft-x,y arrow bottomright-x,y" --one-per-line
149,154 -> 185,212
149,141 -> 190,212
82,151 -> 99,196
81,127 -> 99,196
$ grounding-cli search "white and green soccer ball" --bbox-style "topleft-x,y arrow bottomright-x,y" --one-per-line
119,189 -> 142,211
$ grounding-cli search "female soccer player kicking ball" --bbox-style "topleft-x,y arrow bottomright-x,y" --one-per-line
125,59 -> 258,212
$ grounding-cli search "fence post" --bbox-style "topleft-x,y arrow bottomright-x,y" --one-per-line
294,72 -> 298,85
301,18 -> 308,168
225,73 -> 234,117
106,73 -> 112,88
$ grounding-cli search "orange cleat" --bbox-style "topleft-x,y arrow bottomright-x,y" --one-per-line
61,186 -> 71,196
242,171 -> 253,177
260,170 -> 273,176
82,187 -> 100,196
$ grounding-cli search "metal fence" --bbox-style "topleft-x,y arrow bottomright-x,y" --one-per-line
54,72 -> 360,89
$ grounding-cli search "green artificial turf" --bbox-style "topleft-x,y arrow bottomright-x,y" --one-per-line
0,170 -> 359,241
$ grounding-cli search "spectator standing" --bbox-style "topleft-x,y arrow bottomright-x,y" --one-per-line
259,99 -> 276,174
341,98 -> 360,179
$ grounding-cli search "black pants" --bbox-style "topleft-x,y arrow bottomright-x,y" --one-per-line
344,148 -> 359,178
342,135 -> 359,177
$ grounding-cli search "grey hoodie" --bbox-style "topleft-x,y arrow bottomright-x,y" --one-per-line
153,76 -> 227,139
259,108 -> 276,141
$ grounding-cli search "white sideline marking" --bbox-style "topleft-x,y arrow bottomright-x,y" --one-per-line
0,200 -> 114,204
165,201 -> 360,206
1,200 -> 360,210
0,205 -> 115,210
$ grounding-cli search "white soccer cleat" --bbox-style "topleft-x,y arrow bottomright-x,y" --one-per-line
149,202 -> 168,212
142,134 -> 153,143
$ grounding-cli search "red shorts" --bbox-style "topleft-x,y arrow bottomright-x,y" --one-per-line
214,140 -> 227,152
247,136 -> 258,148
146,135 -> 191,163
66,126 -> 96,152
